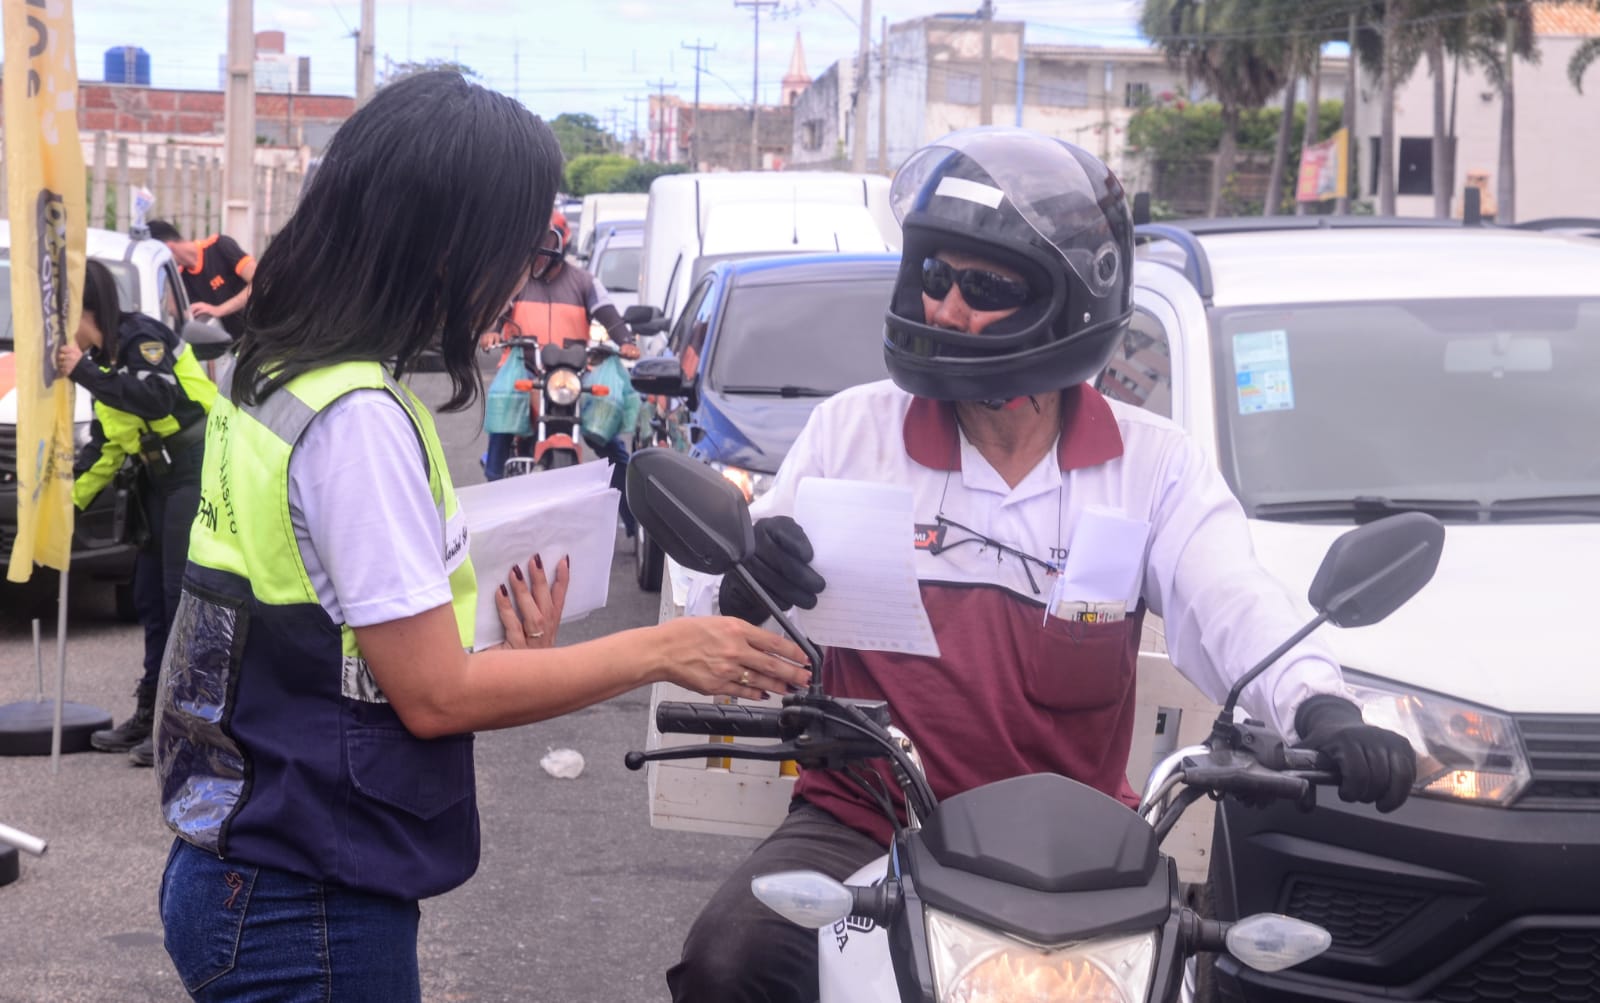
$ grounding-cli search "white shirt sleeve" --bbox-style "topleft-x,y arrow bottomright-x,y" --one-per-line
288,389 -> 453,628
1142,433 -> 1348,742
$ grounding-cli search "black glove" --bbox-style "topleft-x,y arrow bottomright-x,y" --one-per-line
718,516 -> 827,626
1295,695 -> 1416,814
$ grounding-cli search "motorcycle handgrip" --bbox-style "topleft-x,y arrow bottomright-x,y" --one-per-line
1183,766 -> 1310,803
513,379 -> 536,392
655,701 -> 784,738
589,385 -> 611,397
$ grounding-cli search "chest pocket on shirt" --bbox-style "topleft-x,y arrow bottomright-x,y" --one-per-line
1019,606 -> 1143,713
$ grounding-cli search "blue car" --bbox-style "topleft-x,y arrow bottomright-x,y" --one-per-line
628,252 -> 898,589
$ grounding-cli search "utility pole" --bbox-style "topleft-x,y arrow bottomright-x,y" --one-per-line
852,0 -> 871,171
1337,9 -> 1356,215
513,40 -> 520,103
606,107 -> 625,151
648,78 -> 677,162
734,0 -> 779,171
681,40 -> 715,169
878,15 -> 888,172
224,0 -> 256,250
978,0 -> 994,126
626,94 -> 648,157
357,0 -> 376,104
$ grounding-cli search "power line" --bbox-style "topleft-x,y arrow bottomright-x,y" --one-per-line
734,0 -> 781,169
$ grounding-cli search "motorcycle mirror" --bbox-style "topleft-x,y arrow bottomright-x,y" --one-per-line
1217,512 -> 1444,728
1307,511 -> 1445,628
1225,913 -> 1332,973
750,871 -> 854,929
625,448 -> 754,575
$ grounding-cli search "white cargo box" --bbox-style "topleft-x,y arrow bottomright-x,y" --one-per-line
642,560 -> 1220,880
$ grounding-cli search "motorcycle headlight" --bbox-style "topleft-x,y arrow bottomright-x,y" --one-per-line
546,369 -> 582,406
707,461 -> 774,502
1344,672 -> 1530,806
926,910 -> 1155,1003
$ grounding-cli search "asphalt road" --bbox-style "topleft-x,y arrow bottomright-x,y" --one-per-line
0,369 -> 759,1003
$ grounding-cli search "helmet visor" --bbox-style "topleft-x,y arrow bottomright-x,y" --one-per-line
890,127 -> 1128,299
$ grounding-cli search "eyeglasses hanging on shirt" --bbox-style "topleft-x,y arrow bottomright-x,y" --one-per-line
924,513 -> 1060,595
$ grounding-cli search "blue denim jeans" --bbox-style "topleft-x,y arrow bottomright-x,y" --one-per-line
159,837 -> 422,1002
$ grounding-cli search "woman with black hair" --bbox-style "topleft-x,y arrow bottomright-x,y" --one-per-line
58,257 -> 216,768
153,71 -> 810,1001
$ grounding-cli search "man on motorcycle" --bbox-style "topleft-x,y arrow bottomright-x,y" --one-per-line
480,211 -> 640,480
666,128 -> 1418,1003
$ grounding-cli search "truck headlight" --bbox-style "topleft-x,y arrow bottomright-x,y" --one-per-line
707,461 -> 773,502
1344,672 -> 1530,806
926,910 -> 1155,1003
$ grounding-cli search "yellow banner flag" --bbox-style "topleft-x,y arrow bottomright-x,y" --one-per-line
4,0 -> 86,582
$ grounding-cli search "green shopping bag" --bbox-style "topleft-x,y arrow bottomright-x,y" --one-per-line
485,353 -> 534,436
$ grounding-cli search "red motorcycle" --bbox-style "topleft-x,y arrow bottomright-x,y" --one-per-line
499,334 -> 610,474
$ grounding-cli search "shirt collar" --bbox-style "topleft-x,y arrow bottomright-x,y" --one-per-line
903,385 -> 1125,473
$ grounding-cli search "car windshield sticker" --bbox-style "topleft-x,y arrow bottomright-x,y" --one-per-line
1233,329 -> 1295,414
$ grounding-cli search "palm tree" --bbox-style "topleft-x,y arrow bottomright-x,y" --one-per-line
1464,1 -> 1537,222
1569,36 -> 1600,91
1141,0 -> 1285,216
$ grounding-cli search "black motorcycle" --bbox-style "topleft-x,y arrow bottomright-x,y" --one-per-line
623,448 -> 1444,1003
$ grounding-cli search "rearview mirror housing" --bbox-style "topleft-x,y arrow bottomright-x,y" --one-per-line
1307,512 -> 1445,628
181,319 -> 233,362
630,356 -> 689,397
625,448 -> 754,575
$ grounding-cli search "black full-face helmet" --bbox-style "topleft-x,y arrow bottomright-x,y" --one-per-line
884,127 -> 1135,402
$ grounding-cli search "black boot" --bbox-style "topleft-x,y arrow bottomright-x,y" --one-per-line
128,736 -> 154,768
90,693 -> 154,753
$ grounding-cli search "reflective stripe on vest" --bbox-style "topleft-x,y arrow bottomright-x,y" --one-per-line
159,361 -> 481,899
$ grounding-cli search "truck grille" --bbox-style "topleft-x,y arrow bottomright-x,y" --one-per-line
1517,716 -> 1600,809
1435,929 -> 1600,1002
1281,876 -> 1425,950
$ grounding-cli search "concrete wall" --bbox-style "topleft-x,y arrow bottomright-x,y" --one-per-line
791,61 -> 846,167
1355,35 -> 1600,220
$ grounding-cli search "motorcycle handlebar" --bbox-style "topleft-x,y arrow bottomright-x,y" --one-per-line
655,701 -> 785,738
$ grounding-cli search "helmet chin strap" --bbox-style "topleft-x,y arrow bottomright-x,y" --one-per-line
979,395 -> 1042,413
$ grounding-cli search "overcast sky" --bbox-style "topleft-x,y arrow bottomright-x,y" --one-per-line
70,0 -> 1144,133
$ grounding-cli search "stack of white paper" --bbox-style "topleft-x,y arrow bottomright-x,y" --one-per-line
455,462 -> 620,651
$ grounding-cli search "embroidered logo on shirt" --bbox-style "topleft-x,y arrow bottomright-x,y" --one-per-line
139,342 -> 166,366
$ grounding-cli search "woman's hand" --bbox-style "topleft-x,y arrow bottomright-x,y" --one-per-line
495,554 -> 569,649
654,616 -> 812,701
55,339 -> 82,377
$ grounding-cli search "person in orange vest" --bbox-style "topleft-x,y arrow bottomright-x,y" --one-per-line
147,220 -> 256,340
479,211 -> 639,481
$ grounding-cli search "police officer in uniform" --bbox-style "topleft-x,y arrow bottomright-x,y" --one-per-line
59,258 -> 216,767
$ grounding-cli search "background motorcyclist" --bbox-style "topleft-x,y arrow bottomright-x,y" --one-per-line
666,127 -> 1418,1003
479,211 -> 639,481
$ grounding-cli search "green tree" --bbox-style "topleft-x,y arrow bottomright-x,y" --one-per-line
550,113 -> 613,162
1141,0 -> 1286,217
381,58 -> 481,85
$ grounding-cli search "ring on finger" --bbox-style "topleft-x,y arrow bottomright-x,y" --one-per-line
529,630 -> 544,639
739,669 -> 751,686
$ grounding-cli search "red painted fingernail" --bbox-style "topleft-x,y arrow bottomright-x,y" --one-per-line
534,554 -> 543,571
499,584 -> 509,598
511,564 -> 524,582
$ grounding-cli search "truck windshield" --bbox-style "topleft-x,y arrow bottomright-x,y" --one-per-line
709,275 -> 892,395
1212,297 -> 1600,517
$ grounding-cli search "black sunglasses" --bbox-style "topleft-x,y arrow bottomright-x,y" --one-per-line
920,257 -> 1031,312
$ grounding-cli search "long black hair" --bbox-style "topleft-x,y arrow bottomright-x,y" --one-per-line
233,71 -> 563,410
80,258 -> 123,359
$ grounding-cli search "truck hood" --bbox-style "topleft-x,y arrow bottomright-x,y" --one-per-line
1248,519 -> 1598,715
0,350 -> 93,425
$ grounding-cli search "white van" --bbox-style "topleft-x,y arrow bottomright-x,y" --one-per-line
575,192 -> 649,262
636,172 -> 901,331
